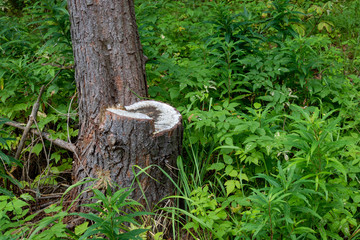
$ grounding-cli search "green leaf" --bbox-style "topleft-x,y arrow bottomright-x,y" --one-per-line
118,229 -> 149,240
0,151 -> 9,163
78,228 -> 104,240
310,141 -> 319,156
62,178 -> 96,198
0,187 -> 15,197
234,124 -> 249,133
30,143 -> 43,156
239,172 -> 248,182
75,212 -> 103,223
244,142 -> 256,153
254,102 -> 261,109
249,122 -> 260,133
293,206 -> 322,219
207,162 -> 225,171
318,21 -> 333,33
225,180 -> 236,196
0,173 -> 23,188
293,227 -> 316,234
229,169 -> 238,177
28,213 -> 67,240
352,194 -> 360,203
253,174 -> 280,188
257,95 -> 273,101
20,193 -> 35,202
223,155 -> 233,164
328,158 -> 347,181
75,221 -> 89,236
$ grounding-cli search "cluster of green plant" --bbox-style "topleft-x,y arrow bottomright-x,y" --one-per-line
1,0 -> 360,239
136,0 -> 360,239
0,175 -> 149,239
0,1 -> 150,239
0,118 -> 22,196
0,0 -> 76,136
0,0 -> 76,194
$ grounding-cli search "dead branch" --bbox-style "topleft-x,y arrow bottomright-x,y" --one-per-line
5,120 -> 76,153
15,86 -> 45,160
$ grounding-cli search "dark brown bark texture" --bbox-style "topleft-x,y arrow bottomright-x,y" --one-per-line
98,108 -> 182,207
68,0 -> 147,130
67,0 -> 182,210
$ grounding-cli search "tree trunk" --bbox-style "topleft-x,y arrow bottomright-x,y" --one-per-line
100,101 -> 182,207
67,0 -> 182,210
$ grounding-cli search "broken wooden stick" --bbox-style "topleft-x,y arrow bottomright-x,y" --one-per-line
15,86 -> 45,160
5,120 -> 75,153
7,70 -> 76,158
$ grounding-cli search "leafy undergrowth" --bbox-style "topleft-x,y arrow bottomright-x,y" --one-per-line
1,0 -> 360,239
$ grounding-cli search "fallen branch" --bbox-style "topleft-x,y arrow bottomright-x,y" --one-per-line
8,70 -> 76,155
15,86 -> 45,160
5,121 -> 76,153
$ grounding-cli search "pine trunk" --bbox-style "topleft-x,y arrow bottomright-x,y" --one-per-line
67,0 -> 182,210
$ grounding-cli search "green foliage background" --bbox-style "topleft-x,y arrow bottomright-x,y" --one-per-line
1,0 -> 360,239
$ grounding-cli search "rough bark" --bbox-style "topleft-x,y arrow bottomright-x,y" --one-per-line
97,101 -> 181,207
67,0 -> 182,210
68,0 -> 147,130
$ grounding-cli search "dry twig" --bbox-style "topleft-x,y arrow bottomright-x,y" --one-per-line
15,86 -> 46,160
5,121 -> 75,153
